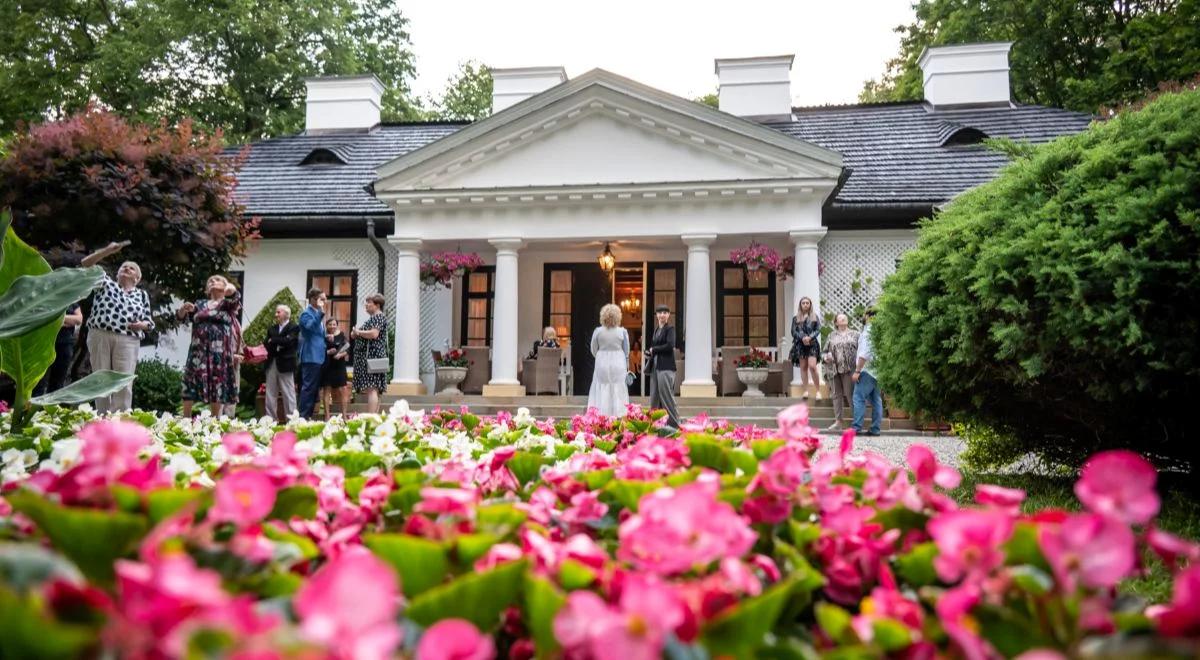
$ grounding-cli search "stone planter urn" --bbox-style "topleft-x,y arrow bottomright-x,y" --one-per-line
736,367 -> 769,398
436,366 -> 468,395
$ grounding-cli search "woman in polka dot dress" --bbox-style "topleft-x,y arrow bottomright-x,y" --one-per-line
178,275 -> 241,416
352,293 -> 389,414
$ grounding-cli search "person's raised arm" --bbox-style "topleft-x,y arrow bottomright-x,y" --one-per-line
298,309 -> 322,333
80,241 -> 130,268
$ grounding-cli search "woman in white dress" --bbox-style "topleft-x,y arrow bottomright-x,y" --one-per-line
587,304 -> 630,418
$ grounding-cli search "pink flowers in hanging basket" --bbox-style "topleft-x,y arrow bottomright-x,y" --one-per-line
420,251 -> 485,288
729,241 -> 781,273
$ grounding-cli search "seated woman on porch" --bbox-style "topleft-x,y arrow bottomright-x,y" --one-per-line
587,304 -> 630,418
526,326 -> 560,360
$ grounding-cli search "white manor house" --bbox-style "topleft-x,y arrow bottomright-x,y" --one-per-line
152,42 -> 1090,398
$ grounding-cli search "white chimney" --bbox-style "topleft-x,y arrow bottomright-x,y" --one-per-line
714,55 -> 795,121
490,66 -> 568,113
918,42 -> 1013,109
304,75 -> 384,134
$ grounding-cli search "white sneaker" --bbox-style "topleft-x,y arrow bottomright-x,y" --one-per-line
815,390 -> 823,401
825,421 -> 841,431
801,390 -> 809,400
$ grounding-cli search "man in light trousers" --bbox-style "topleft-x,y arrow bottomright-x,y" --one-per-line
851,309 -> 884,436
263,304 -> 299,421
645,304 -> 681,429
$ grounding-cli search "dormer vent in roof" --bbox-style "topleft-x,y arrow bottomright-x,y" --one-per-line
918,43 -> 1013,110
714,55 -> 795,122
299,148 -> 348,166
490,66 -> 568,114
304,75 -> 384,134
936,121 -> 990,146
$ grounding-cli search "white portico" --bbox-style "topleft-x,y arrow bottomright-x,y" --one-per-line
372,65 -> 842,397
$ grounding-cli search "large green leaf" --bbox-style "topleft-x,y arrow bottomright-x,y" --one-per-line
324,451 -> 384,477
267,486 -> 318,521
0,267 -> 103,339
523,573 -> 566,658
0,224 -> 56,423
508,451 -> 550,486
700,578 -> 798,655
0,586 -> 97,660
363,533 -> 450,597
6,489 -> 148,585
404,558 -> 527,629
29,370 -> 137,406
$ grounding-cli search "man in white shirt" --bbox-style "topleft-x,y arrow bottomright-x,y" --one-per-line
851,308 -> 883,436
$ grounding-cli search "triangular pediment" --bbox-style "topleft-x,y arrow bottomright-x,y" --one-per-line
374,69 -> 842,194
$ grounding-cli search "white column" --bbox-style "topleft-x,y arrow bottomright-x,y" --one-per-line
680,234 -> 717,397
388,238 -> 425,395
789,228 -> 827,396
483,238 -> 525,396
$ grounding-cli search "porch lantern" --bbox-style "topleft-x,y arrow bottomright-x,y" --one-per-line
598,243 -> 616,272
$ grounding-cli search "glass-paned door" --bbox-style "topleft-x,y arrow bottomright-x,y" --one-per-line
715,262 -> 776,348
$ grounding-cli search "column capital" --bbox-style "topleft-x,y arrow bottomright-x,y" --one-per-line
388,237 -> 422,252
488,237 -> 525,253
681,233 -> 717,248
789,228 -> 828,246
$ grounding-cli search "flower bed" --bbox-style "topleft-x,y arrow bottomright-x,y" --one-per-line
1,403 -> 1197,659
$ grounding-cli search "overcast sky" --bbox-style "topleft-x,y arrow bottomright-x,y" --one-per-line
403,0 -> 917,107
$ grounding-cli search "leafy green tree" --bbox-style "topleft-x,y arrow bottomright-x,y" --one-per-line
695,92 -> 719,109
426,61 -> 494,121
0,109 -> 255,330
0,0 -> 423,142
860,0 -> 1200,112
872,84 -> 1200,470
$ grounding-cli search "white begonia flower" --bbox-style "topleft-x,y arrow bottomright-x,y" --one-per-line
342,437 -> 366,453
388,399 -> 411,419
376,421 -> 398,439
167,452 -> 201,478
49,438 -> 83,468
370,436 -> 398,457
514,407 -> 534,426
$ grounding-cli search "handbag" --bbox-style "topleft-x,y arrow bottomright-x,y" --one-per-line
243,344 -> 268,365
625,371 -> 636,387
366,357 -> 390,374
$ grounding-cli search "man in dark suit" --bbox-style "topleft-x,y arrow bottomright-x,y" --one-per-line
264,304 -> 300,421
644,304 -> 681,429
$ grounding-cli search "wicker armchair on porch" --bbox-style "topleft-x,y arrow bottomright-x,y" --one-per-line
461,346 -> 490,395
717,346 -> 751,396
521,347 -> 562,395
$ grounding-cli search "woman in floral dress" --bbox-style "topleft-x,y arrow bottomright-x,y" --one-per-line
178,275 -> 241,417
352,293 -> 389,414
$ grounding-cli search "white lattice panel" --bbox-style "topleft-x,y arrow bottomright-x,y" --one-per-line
329,242 -> 397,324
818,234 -> 916,324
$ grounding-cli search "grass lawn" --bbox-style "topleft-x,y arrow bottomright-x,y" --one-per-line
952,472 -> 1200,603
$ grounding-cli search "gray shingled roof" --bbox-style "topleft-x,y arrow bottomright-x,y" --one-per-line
231,102 -> 1091,218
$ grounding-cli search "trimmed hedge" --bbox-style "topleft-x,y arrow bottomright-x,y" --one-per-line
132,358 -> 182,413
874,87 -> 1200,470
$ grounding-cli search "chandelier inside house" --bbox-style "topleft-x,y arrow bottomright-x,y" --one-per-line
619,292 -> 641,312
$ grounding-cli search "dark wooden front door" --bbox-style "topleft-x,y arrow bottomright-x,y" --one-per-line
543,263 -> 612,395
645,262 -> 684,356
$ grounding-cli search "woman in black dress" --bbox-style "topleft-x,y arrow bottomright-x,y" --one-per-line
789,296 -> 822,400
352,293 -> 389,414
320,318 -> 350,419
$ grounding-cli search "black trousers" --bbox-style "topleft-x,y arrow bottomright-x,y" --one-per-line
33,341 -> 75,396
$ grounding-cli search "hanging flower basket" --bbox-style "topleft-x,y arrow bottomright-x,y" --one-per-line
420,251 -> 485,290
729,241 -> 781,274
777,256 -> 795,281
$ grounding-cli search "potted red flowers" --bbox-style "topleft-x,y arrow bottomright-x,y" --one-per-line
435,348 -> 470,395
735,348 -> 771,397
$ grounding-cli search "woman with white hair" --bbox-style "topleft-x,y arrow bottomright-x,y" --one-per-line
81,241 -> 153,413
586,303 -> 630,418
177,274 -> 241,417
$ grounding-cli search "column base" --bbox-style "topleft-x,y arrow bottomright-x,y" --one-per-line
680,383 -> 718,398
482,383 -> 526,396
386,382 -> 426,396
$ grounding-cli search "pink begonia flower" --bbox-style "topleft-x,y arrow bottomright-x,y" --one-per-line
79,419 -> 151,474
221,431 -> 256,456
294,548 -> 403,660
907,444 -> 961,490
927,509 -> 1014,584
414,487 -> 479,518
316,464 -> 349,514
935,584 -> 998,660
1151,565 -> 1200,636
975,484 -> 1026,514
523,529 -> 609,575
1039,512 -> 1136,592
776,403 -> 821,451
1074,450 -> 1160,525
747,444 -> 808,498
255,431 -> 310,487
614,436 -> 691,481
475,542 -> 524,572
742,493 -> 792,524
750,554 -> 782,583
516,487 -> 558,525
1014,651 -> 1068,660
554,574 -> 687,660
561,490 -> 609,528
211,469 -> 277,528
1148,527 -> 1200,572
416,619 -> 496,660
618,473 -> 756,575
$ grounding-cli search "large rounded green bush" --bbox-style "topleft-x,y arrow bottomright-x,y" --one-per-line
874,87 -> 1200,470
132,358 -> 182,413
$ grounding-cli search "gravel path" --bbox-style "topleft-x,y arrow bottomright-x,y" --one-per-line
816,433 -> 966,467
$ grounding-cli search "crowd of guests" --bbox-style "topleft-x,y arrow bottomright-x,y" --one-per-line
42,242 -> 391,421
790,301 -> 883,436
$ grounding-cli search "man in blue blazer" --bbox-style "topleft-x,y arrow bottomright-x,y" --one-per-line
297,287 -> 327,418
